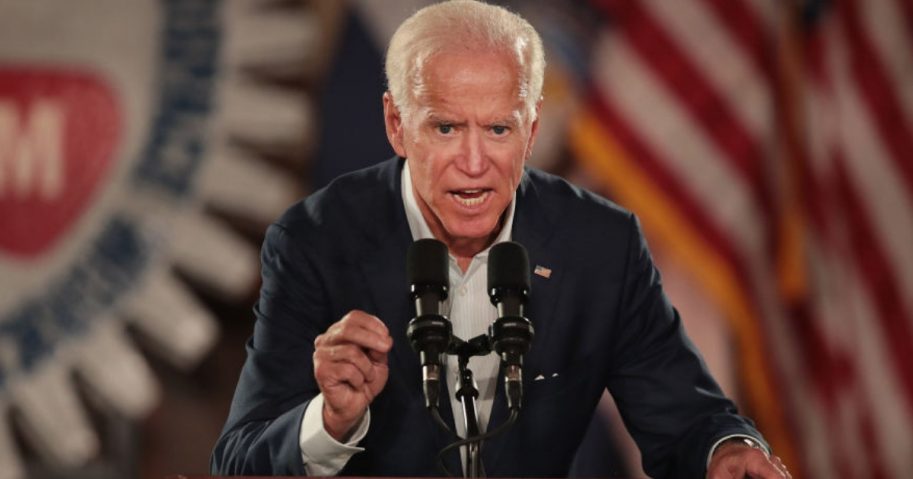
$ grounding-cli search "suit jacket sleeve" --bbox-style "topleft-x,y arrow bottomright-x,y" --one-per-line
210,221 -> 330,475
606,214 -> 766,478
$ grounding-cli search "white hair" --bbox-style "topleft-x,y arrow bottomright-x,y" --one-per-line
385,0 -> 546,122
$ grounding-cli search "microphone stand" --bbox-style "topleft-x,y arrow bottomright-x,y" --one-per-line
456,355 -> 482,478
448,335 -> 491,478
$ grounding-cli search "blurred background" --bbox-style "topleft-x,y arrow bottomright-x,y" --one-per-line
0,0 -> 911,478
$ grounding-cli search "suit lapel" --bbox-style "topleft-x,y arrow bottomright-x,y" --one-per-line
358,217 -> 416,396
356,158 -> 416,390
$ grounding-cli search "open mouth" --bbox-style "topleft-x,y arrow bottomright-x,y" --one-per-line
450,188 -> 491,207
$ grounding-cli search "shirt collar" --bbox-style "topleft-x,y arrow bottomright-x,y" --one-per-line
401,160 -> 515,259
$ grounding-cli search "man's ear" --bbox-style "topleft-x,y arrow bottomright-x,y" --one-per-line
524,98 -> 544,161
383,92 -> 408,158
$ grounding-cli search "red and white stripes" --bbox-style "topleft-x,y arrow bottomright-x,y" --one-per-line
571,0 -> 913,476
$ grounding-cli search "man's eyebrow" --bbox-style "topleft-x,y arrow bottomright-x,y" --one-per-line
422,111 -> 522,125
488,115 -> 521,126
421,111 -> 444,121
425,113 -> 462,124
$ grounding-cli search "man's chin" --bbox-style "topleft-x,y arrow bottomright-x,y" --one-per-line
441,220 -> 502,247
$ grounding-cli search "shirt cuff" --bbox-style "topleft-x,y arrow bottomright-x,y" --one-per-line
706,434 -> 769,470
299,393 -> 370,476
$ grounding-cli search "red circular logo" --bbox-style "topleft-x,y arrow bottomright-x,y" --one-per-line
0,68 -> 121,257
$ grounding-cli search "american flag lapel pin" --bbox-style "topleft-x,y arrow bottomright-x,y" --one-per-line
533,265 -> 552,279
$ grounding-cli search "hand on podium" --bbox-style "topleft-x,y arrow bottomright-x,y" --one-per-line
707,438 -> 791,478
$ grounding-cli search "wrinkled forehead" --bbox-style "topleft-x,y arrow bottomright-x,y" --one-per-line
410,48 -> 530,119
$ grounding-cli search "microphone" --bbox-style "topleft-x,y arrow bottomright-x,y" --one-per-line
406,239 -> 452,410
487,241 -> 534,411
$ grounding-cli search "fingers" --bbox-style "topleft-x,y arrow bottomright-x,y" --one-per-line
744,452 -> 789,479
313,311 -> 392,441
708,445 -> 790,479
314,343 -> 378,382
316,360 -> 366,388
366,347 -> 389,365
768,455 -> 791,479
313,310 -> 392,399
315,310 -> 392,354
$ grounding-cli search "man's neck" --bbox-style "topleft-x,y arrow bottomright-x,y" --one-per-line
439,226 -> 502,273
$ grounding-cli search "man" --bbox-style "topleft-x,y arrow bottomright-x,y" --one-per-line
212,1 -> 790,477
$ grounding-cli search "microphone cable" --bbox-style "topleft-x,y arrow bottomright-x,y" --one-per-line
434,409 -> 520,477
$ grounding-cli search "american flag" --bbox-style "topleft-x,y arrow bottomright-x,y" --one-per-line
564,0 -> 913,477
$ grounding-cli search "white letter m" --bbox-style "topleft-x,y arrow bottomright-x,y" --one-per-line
0,99 -> 64,200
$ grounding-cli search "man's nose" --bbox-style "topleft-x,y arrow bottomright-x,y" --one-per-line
456,128 -> 488,176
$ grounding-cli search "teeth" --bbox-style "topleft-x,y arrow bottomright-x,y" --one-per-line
453,190 -> 488,207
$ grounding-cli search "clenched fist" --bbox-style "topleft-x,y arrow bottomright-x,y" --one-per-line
313,310 -> 392,441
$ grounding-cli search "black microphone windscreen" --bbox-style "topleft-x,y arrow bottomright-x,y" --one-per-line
488,242 -> 530,291
407,239 -> 449,287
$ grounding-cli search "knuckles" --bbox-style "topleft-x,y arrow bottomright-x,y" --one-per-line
312,311 -> 391,403
336,322 -> 356,339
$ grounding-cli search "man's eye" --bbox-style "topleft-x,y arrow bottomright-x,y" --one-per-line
491,125 -> 509,135
437,124 -> 453,134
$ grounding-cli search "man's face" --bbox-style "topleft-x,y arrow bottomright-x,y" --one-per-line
383,50 -> 540,254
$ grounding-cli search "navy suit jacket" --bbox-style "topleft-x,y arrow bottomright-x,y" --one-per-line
211,157 -> 765,478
